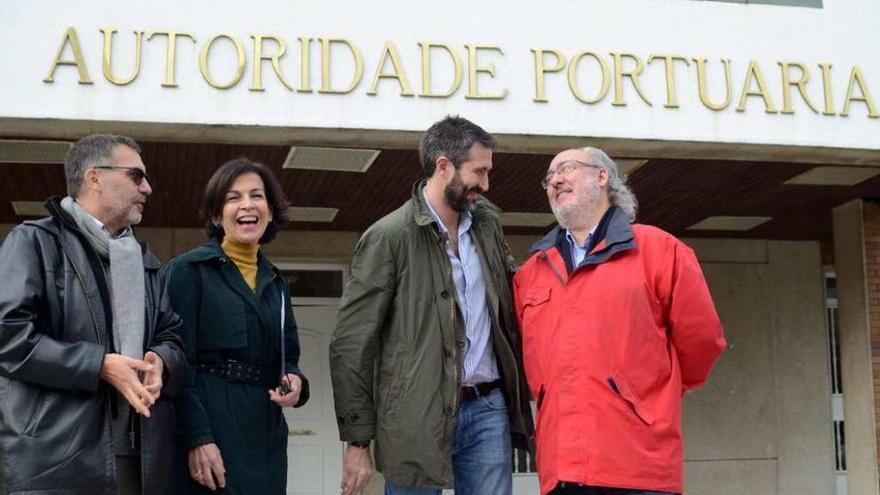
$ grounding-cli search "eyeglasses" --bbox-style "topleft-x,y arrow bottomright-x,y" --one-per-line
93,166 -> 150,186
541,159 -> 600,190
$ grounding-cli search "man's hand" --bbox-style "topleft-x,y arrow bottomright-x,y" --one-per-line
100,353 -> 155,417
268,373 -> 302,407
142,351 -> 164,401
341,443 -> 373,495
188,443 -> 226,491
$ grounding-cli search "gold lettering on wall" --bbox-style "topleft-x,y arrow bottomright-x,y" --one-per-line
101,28 -> 143,86
198,33 -> 245,89
737,60 -> 778,113
319,37 -> 363,94
298,37 -> 313,92
648,54 -> 689,108
39,27 -> 880,122
779,62 -> 819,114
531,49 -> 565,102
250,35 -> 294,92
819,63 -> 836,116
44,27 -> 93,84
418,42 -> 463,98
567,51 -> 609,104
694,58 -> 732,111
611,52 -> 652,107
841,67 -> 879,118
368,42 -> 414,96
465,44 -> 506,99
147,30 -> 196,88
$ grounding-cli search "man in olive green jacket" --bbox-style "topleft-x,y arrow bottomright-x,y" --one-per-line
330,116 -> 534,495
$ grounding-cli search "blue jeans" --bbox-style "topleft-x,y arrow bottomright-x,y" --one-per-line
385,388 -> 512,495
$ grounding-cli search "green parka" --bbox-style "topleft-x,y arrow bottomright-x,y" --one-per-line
330,183 -> 534,488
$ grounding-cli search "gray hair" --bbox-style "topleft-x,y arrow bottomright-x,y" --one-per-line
578,146 -> 638,223
64,134 -> 141,197
419,115 -> 496,177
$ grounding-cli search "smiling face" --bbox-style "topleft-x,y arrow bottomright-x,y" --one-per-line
216,172 -> 272,245
546,149 -> 608,230
94,144 -> 152,233
443,142 -> 492,212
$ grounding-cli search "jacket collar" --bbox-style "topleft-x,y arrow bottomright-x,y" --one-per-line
187,240 -> 280,278
530,206 -> 636,266
39,196 -> 161,270
409,179 -> 501,230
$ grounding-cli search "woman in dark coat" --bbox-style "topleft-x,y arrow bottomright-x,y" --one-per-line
166,158 -> 309,494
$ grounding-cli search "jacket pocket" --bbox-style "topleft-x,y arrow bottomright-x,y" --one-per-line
22,391 -> 50,437
198,298 -> 247,350
608,374 -> 654,426
520,286 -> 552,329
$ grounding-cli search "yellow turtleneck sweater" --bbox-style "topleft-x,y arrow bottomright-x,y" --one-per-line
222,238 -> 259,292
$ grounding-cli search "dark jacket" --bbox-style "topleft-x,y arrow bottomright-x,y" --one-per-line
330,183 -> 535,488
0,197 -> 187,495
165,241 -> 308,495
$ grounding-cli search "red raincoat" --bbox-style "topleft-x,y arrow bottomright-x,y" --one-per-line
513,209 -> 726,494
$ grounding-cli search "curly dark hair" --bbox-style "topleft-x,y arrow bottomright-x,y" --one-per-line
201,157 -> 289,244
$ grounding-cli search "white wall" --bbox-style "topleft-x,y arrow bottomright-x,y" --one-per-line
1,0 -> 878,152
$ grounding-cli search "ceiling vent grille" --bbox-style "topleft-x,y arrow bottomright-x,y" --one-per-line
282,146 -> 380,173
0,140 -> 71,164
286,206 -> 339,223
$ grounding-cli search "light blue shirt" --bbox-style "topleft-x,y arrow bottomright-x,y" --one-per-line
423,188 -> 499,386
565,226 -> 597,268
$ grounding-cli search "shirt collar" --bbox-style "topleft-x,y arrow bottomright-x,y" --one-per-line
422,186 -> 472,236
564,224 -> 598,250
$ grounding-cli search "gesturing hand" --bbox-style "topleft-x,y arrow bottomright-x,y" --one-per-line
188,443 -> 226,491
142,351 -> 164,401
100,353 -> 155,417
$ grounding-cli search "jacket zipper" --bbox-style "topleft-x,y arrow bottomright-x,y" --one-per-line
61,242 -> 104,345
58,233 -> 118,477
538,251 -> 567,286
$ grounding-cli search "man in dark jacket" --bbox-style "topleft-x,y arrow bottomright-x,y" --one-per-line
330,116 -> 534,495
0,133 -> 186,495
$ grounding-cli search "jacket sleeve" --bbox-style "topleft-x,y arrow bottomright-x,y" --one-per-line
666,241 -> 727,392
165,259 -> 215,451
282,286 -> 309,408
329,227 -> 396,442
0,227 -> 105,392
148,268 -> 187,398
513,268 -> 541,401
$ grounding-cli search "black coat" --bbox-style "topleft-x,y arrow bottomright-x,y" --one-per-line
0,197 -> 186,495
166,241 -> 308,495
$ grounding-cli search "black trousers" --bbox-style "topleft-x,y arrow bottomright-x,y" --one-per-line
549,482 -> 677,495
116,456 -> 142,495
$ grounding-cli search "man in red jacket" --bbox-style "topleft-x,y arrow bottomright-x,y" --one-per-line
513,147 -> 727,495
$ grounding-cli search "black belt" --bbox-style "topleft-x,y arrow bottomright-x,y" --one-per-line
198,359 -> 277,387
459,380 -> 501,402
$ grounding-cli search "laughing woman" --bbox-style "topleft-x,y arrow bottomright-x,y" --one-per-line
166,158 -> 309,494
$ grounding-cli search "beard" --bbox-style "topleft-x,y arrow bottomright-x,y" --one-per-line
550,182 -> 602,230
444,170 -> 484,213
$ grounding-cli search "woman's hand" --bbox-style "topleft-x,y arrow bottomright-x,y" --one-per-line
269,373 -> 302,407
188,443 -> 226,491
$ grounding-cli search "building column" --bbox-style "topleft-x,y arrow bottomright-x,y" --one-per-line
832,199 -> 880,495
